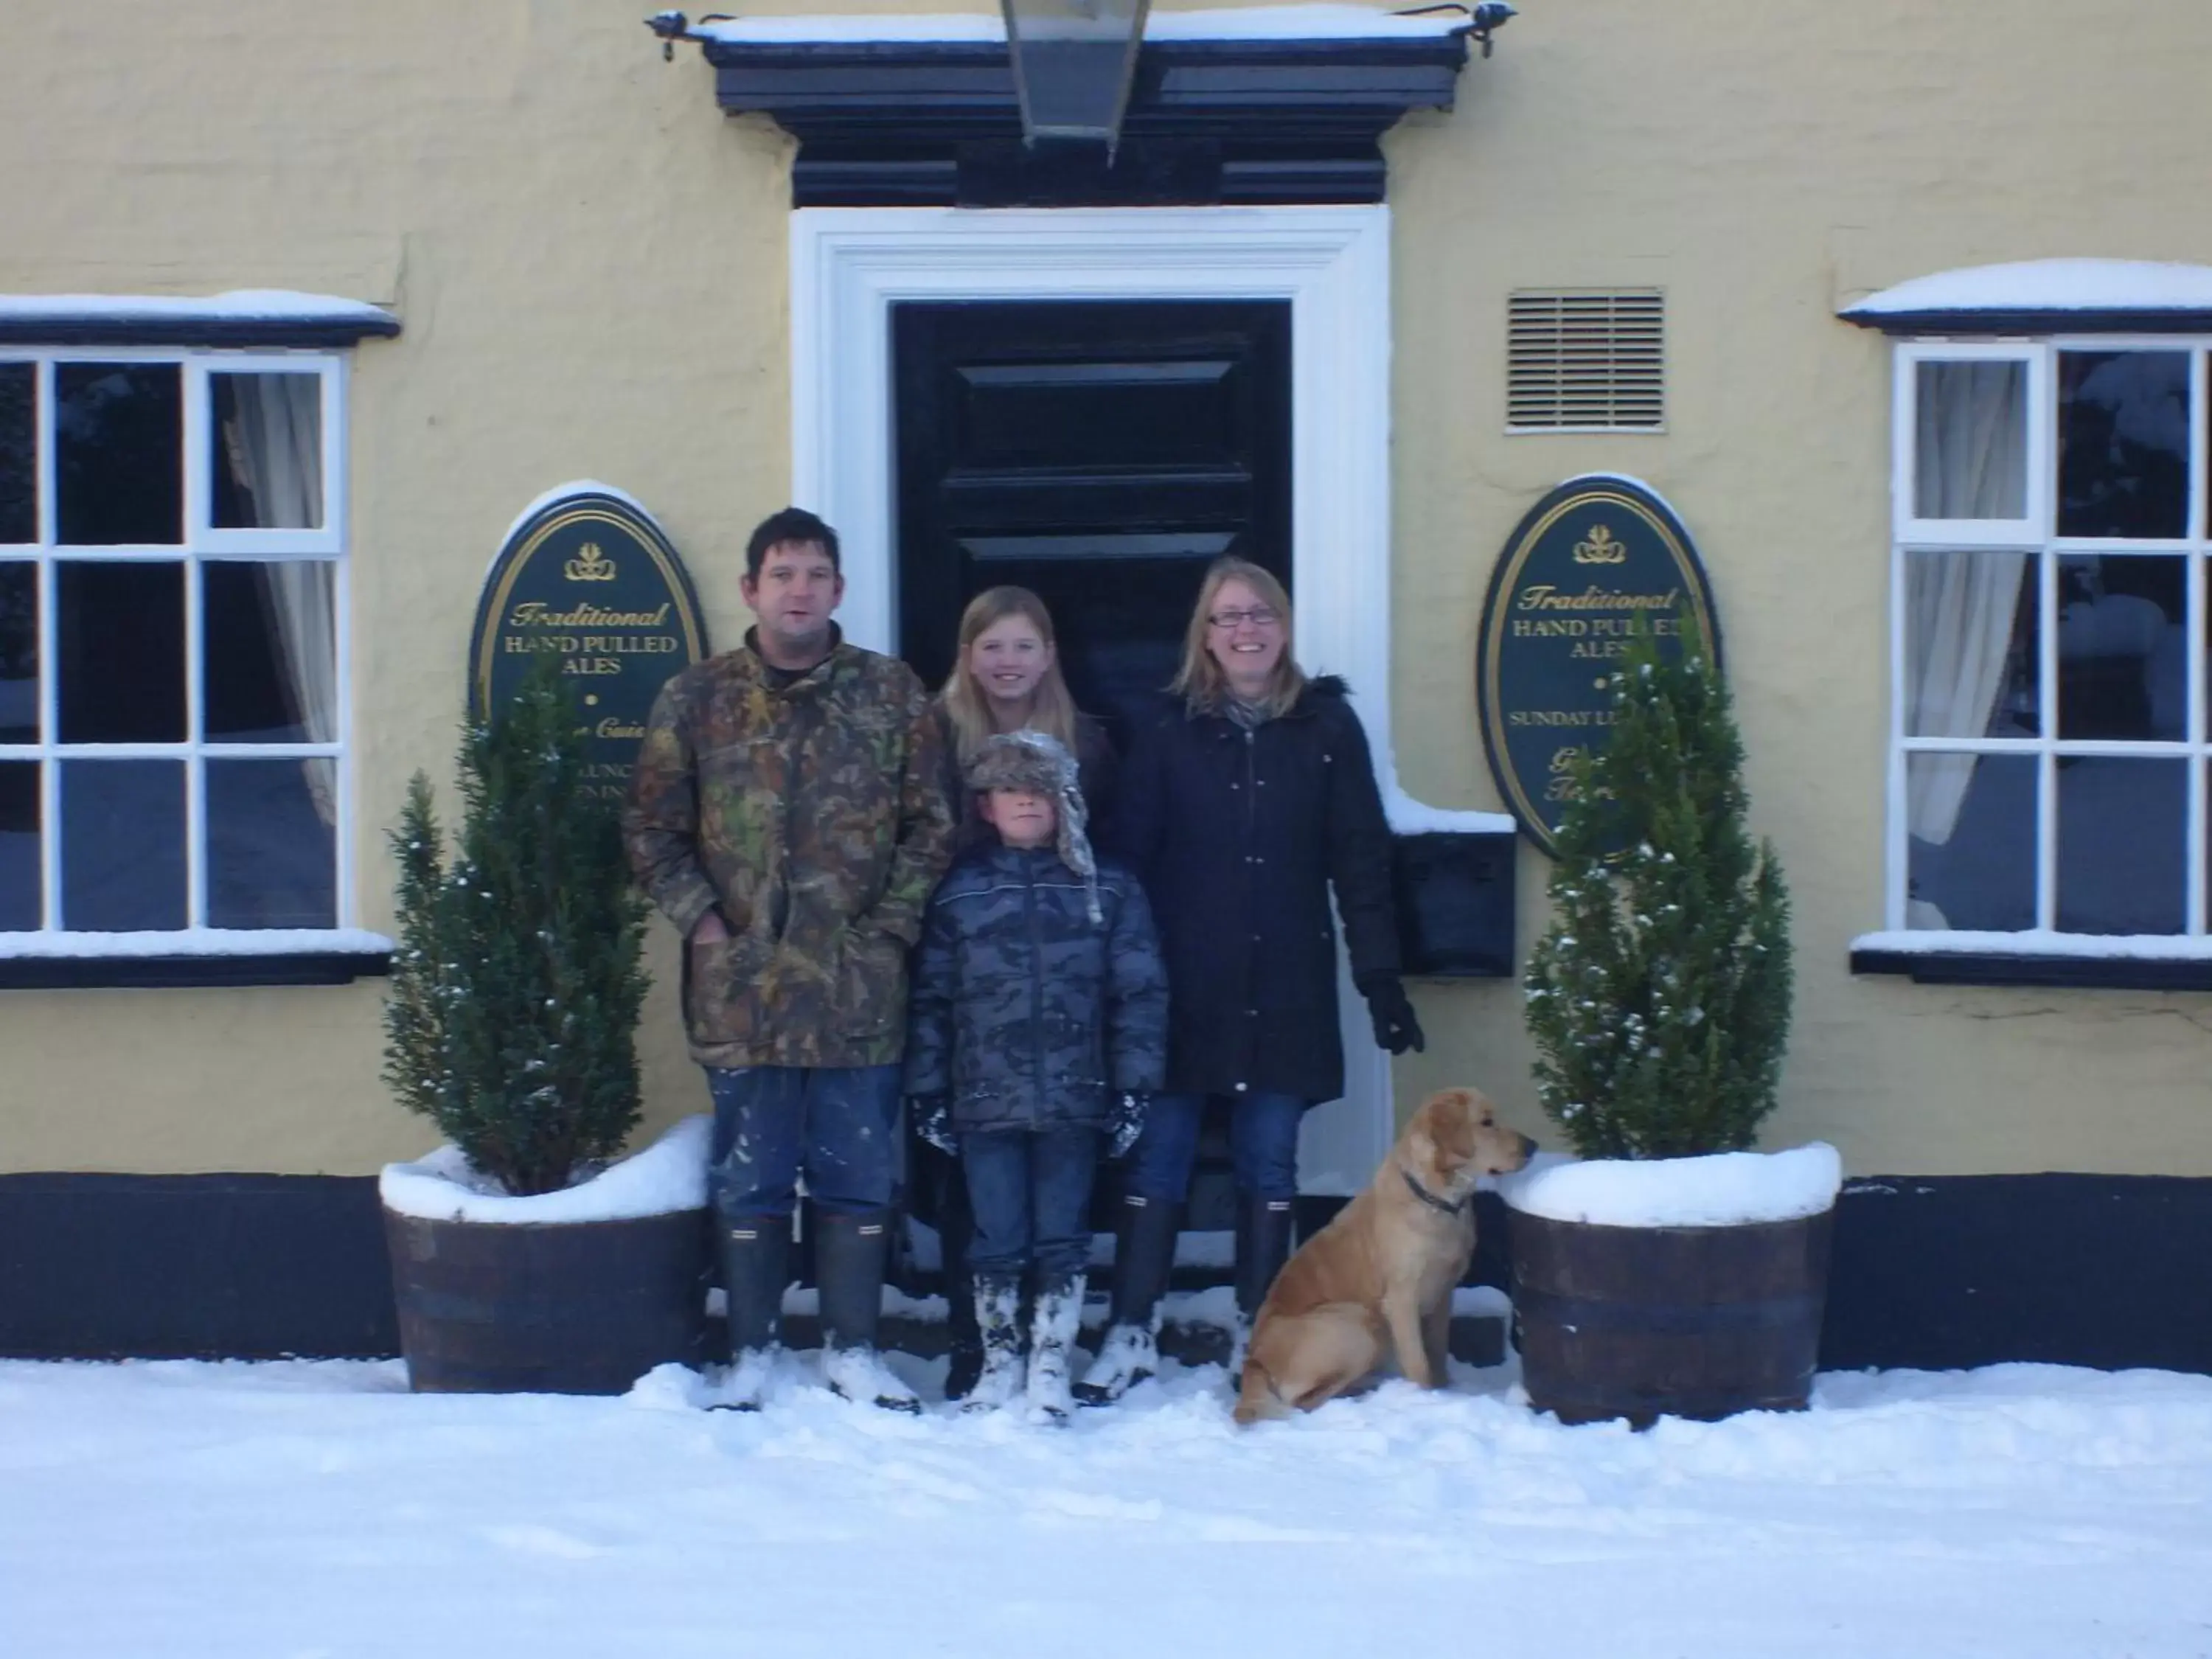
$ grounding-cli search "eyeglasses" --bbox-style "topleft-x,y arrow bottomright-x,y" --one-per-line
1207,606 -> 1281,630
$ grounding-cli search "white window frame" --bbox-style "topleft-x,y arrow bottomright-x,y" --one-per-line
0,346 -> 353,946
1891,339 -> 2051,546
191,355 -> 347,558
1888,333 -> 2212,939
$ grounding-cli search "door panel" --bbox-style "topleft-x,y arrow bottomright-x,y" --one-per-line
894,300 -> 1291,743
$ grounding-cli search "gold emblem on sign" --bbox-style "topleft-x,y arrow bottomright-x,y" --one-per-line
1572,524 -> 1627,566
564,542 -> 619,582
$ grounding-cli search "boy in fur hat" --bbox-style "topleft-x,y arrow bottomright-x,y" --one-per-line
905,731 -> 1169,1419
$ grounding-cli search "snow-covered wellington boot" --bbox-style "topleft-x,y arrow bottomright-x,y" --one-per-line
1079,1321 -> 1158,1407
1024,1273 -> 1085,1424
720,1344 -> 779,1411
709,1218 -> 788,1412
823,1343 -> 923,1413
1075,1194 -> 1178,1406
961,1276 -> 1026,1413
816,1210 -> 922,1415
1231,1195 -> 1295,1385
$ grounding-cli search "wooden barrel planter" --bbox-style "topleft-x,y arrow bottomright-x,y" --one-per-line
1509,1206 -> 1834,1427
383,1206 -> 710,1395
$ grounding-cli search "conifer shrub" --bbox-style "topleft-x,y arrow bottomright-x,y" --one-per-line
382,656 -> 650,1197
1523,616 -> 1793,1161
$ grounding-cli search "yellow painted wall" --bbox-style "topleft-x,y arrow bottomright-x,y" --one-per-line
4,0 -> 2211,1178
1383,0 -> 2212,1177
0,1 -> 794,1172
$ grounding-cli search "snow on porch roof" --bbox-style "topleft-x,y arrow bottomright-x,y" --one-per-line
1840,259 -> 2212,336
0,290 -> 400,347
694,5 -> 1474,45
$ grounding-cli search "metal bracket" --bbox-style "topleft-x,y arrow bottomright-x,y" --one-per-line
644,10 -> 730,61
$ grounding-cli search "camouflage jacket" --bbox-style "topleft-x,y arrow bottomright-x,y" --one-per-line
904,841 -> 1168,1134
624,630 -> 956,1069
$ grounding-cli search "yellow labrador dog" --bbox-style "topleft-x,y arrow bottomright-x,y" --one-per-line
1234,1088 -> 1535,1425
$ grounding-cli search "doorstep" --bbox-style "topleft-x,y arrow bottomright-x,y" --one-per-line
717,1288 -> 1509,1370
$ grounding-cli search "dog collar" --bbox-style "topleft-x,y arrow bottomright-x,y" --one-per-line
1401,1167 -> 1471,1217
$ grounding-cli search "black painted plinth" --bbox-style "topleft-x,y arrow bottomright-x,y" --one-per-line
6,1171 -> 2211,1377
0,1172 -> 398,1360
1820,1175 -> 2212,1374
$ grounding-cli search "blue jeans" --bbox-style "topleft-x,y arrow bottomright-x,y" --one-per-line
960,1128 -> 1101,1284
1125,1091 -> 1305,1203
705,1064 -> 903,1225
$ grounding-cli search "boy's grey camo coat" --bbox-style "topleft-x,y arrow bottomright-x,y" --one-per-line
904,842 -> 1169,1134
623,633 -> 956,1070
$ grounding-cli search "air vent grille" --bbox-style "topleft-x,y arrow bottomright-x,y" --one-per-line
1507,290 -> 1665,431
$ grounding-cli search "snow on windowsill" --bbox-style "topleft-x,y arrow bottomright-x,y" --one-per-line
0,290 -> 394,325
0,928 -> 394,959
380,1115 -> 711,1225
1852,929 -> 2212,961
697,6 -> 1472,46
1843,260 -> 2212,321
1498,1143 -> 1843,1228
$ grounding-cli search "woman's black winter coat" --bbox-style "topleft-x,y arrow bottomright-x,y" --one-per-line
1110,677 -> 1402,1105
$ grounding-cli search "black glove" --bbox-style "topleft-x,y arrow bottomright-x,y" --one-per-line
911,1093 -> 956,1156
1357,974 -> 1425,1056
1109,1091 -> 1147,1160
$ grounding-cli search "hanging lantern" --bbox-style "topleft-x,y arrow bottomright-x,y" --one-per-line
1000,0 -> 1151,154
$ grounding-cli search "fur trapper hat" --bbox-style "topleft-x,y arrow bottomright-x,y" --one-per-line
966,729 -> 1099,921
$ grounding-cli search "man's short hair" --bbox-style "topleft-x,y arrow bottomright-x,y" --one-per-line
745,507 -> 841,579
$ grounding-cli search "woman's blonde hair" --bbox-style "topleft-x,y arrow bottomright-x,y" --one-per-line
1170,556 -> 1306,717
939,585 -> 1082,765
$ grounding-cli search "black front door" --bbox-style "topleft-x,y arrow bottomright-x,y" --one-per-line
893,300 -> 1292,743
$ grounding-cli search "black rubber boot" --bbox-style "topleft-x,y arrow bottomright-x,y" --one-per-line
937,1158 -> 984,1402
815,1210 -> 921,1413
710,1217 -> 788,1411
1232,1195 -> 1296,1382
1236,1194 -> 1296,1322
1074,1194 -> 1180,1405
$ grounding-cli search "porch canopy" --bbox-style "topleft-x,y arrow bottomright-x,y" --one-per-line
674,4 -> 1484,207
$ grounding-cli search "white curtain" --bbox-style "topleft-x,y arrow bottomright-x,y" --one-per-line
223,374 -> 337,826
1914,359 -> 2027,522
1905,361 -> 2031,852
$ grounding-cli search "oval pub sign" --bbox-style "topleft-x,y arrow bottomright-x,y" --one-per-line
470,488 -> 710,804
1476,475 -> 1721,856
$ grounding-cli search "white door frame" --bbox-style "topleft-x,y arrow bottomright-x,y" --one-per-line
789,204 -> 1395,1194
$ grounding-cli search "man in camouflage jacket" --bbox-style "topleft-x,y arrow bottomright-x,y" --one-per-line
624,507 -> 954,1412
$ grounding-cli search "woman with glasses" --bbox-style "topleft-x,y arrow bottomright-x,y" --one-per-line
1075,556 -> 1424,1405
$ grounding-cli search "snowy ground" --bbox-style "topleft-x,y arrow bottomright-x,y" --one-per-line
5,1352 -> 2211,1659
